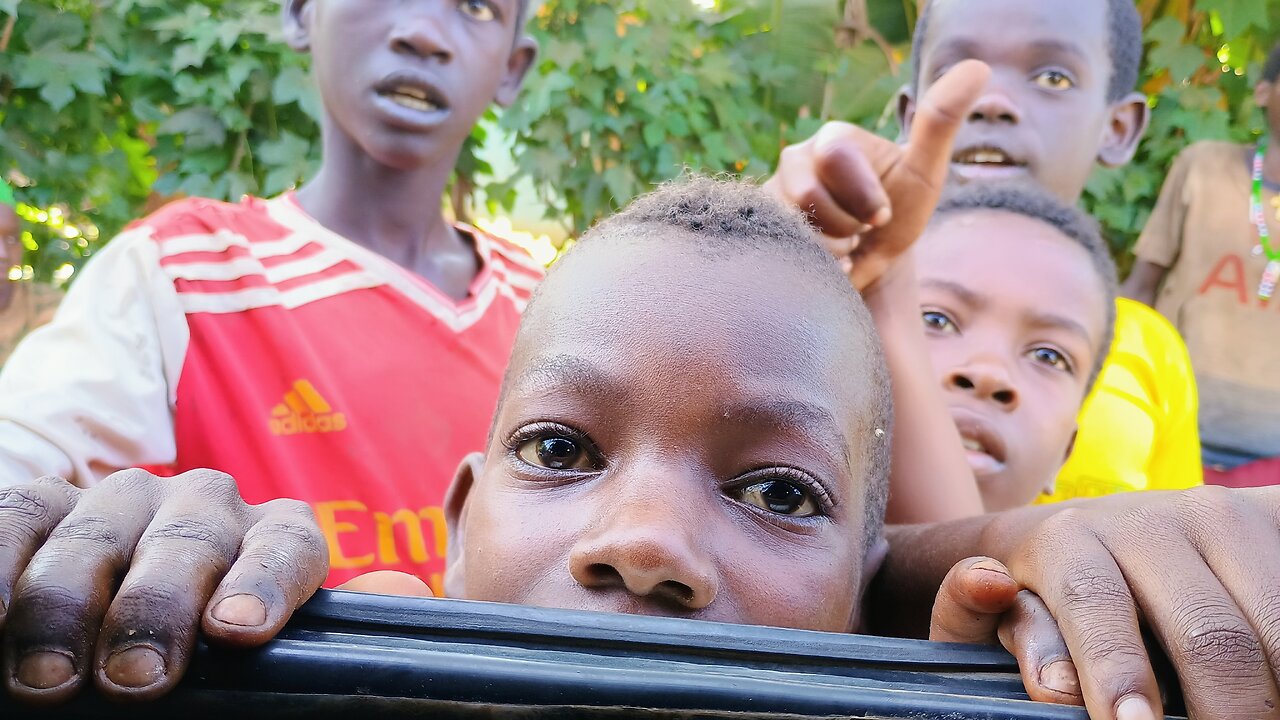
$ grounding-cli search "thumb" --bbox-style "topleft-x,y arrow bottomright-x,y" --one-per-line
337,571 -> 436,597
929,556 -> 1019,644
897,59 -> 992,194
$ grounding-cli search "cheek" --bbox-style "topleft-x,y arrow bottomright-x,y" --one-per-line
461,487 -> 584,602
718,538 -> 862,632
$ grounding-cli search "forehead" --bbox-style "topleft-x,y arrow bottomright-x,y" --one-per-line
509,236 -> 877,445
522,237 -> 861,386
921,0 -> 1110,70
917,210 -> 1108,340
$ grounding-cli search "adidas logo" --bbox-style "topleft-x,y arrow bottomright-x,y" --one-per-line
269,379 -> 348,436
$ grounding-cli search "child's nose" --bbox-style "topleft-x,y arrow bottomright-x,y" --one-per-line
946,360 -> 1020,409
568,471 -> 720,611
389,7 -> 454,61
967,89 -> 1021,125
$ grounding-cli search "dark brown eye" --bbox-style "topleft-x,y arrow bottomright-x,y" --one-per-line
517,435 -> 593,471
736,480 -> 819,517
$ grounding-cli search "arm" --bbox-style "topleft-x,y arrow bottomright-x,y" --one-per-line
877,487 -> 1280,719
0,230 -> 187,486
862,255 -> 983,523
1119,259 -> 1168,306
1124,145 -> 1198,308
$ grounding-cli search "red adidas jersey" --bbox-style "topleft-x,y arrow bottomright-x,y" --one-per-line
0,194 -> 542,590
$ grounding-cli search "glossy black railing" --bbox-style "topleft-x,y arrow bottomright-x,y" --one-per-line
0,589 -> 1185,719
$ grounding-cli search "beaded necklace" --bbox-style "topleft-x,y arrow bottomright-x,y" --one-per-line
1250,142 -> 1280,300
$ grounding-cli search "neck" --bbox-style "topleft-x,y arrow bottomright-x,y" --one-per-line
294,128 -> 465,270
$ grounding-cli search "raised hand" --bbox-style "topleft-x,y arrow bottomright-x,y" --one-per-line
766,59 -> 990,290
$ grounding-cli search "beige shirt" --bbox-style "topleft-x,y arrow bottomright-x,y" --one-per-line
1135,140 -> 1280,456
0,281 -> 63,367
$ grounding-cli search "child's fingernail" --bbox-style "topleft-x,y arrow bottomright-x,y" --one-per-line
1038,660 -> 1080,696
970,558 -> 1008,575
1116,695 -> 1156,720
103,646 -> 166,689
870,206 -> 892,227
16,650 -> 75,690
211,593 -> 267,627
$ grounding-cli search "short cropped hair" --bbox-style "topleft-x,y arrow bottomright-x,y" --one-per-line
931,183 -> 1119,391
1264,43 -> 1280,84
530,177 -> 893,548
910,0 -> 1143,102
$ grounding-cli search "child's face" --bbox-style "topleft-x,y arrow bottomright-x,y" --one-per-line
443,237 -> 884,633
907,0 -> 1142,203
916,210 -> 1109,510
287,0 -> 535,170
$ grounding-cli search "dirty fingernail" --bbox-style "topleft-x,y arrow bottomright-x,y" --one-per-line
1038,660 -> 1080,696
211,594 -> 267,627
16,651 -> 75,690
1116,695 -> 1156,720
104,646 -> 166,689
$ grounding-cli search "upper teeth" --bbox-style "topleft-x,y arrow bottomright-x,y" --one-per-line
962,437 -> 985,452
966,151 -> 1009,165
386,86 -> 439,112
394,86 -> 429,101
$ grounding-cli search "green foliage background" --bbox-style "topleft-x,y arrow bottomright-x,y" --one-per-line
0,0 -> 1277,281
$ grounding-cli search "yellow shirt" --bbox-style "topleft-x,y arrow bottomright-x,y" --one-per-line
1039,298 -> 1203,503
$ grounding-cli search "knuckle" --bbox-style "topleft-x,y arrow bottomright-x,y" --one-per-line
143,516 -> 236,559
10,577 -> 92,629
49,513 -> 123,547
0,485 -> 59,529
110,578 -> 196,628
1176,622 -> 1263,671
247,512 -> 326,562
258,498 -> 318,524
178,468 -> 245,505
1052,562 -> 1131,620
100,467 -> 160,494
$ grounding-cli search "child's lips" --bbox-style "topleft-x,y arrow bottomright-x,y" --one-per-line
963,443 -> 1007,477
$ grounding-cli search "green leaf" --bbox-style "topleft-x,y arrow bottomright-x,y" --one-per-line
1200,0 -> 1269,39
642,121 -> 665,148
25,11 -> 85,49
158,107 -> 227,148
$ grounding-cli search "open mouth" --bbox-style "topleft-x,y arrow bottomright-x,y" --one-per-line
950,411 -> 1009,477
952,146 -> 1027,169
375,75 -> 450,116
379,85 -> 445,113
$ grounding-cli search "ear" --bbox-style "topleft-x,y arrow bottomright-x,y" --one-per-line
850,535 -> 890,632
494,36 -> 539,108
442,452 -> 485,598
1096,92 -> 1150,169
895,85 -> 916,143
1256,81 -> 1274,111
281,0 -> 315,52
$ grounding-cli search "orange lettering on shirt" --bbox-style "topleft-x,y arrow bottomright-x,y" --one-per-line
373,506 -> 449,565
314,500 -> 376,569
1198,254 -> 1249,306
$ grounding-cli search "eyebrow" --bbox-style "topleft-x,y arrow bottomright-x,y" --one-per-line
512,354 -> 616,395
920,278 -> 984,309
724,399 -> 854,480
928,36 -> 1089,69
920,278 -> 1093,344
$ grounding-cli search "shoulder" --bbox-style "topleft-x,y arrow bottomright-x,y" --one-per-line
1111,298 -> 1194,379
463,222 -> 547,281
125,195 -> 289,246
1177,140 -> 1249,173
